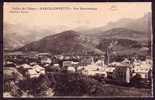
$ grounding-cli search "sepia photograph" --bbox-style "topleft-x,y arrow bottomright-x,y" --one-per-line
3,2 -> 153,98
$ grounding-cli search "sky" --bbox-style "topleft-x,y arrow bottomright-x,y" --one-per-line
4,2 -> 151,32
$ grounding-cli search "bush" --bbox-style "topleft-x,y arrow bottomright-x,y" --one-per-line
52,72 -> 106,96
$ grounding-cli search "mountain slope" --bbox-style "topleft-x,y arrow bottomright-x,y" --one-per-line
3,23 -> 55,50
81,13 -> 152,41
92,28 -> 149,41
18,30 -> 104,55
4,12 -> 151,51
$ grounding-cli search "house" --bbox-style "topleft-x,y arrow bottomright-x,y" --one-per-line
95,60 -> 105,67
40,57 -> 52,65
26,64 -> 45,79
121,58 -> 130,64
18,64 -> 32,69
62,61 -> 72,67
133,60 -> 152,79
36,53 -> 51,57
112,66 -> 130,83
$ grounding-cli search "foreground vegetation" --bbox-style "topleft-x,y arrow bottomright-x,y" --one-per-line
3,69 -> 152,97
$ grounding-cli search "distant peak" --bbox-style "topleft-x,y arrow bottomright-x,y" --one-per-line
61,30 -> 78,34
58,30 -> 80,37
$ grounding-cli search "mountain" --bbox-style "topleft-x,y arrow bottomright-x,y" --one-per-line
4,12 -> 151,51
15,28 -> 151,57
4,12 -> 151,57
81,12 -> 152,41
92,28 -> 150,41
96,38 -> 150,56
3,23 -> 56,50
18,29 -> 150,56
93,27 -> 151,56
18,30 -> 104,55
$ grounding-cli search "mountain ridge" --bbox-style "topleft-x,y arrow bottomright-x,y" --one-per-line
4,12 -> 152,55
18,30 -> 104,55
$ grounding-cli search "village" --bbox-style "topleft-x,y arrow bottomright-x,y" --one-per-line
3,50 -> 153,97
